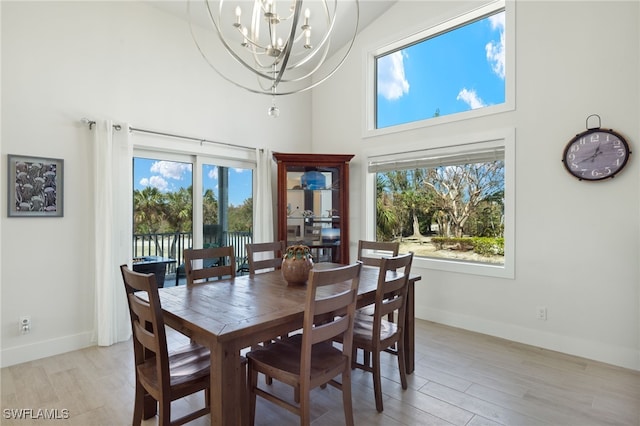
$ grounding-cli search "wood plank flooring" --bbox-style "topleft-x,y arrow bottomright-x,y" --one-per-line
2,320 -> 639,425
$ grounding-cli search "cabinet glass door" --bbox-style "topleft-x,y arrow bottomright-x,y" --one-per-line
285,167 -> 340,262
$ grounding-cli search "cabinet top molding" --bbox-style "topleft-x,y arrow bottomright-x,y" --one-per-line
273,152 -> 355,164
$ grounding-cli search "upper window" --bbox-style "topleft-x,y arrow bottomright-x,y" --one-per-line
368,0 -> 510,134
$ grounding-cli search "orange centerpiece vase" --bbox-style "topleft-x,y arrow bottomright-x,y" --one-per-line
281,245 -> 313,285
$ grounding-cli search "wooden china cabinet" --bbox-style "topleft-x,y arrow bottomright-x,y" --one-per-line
273,152 -> 354,264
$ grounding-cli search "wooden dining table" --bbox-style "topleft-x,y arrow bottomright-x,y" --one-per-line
156,263 -> 421,426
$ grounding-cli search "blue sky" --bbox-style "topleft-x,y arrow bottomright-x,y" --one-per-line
133,158 -> 253,207
377,11 -> 505,128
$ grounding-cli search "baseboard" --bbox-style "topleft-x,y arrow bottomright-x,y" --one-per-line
0,332 -> 95,368
416,307 -> 640,372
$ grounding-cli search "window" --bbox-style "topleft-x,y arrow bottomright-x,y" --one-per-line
133,156 -> 194,263
201,163 -> 253,253
132,151 -> 254,281
367,0 -> 512,135
366,130 -> 514,278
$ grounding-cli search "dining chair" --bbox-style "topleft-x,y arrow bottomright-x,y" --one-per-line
246,262 -> 362,426
351,252 -> 413,412
119,264 -> 210,426
245,240 -> 287,384
357,240 -> 401,320
245,241 -> 286,274
183,246 -> 236,285
357,240 -> 400,267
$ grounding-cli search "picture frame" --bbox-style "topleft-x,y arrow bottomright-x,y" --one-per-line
7,154 -> 64,217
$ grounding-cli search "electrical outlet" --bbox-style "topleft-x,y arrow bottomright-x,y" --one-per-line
19,316 -> 31,334
536,306 -> 547,321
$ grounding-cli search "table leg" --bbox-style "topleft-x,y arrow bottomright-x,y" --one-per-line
210,343 -> 244,425
404,279 -> 415,374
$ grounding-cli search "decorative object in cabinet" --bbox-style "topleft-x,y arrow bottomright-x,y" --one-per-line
273,152 -> 354,264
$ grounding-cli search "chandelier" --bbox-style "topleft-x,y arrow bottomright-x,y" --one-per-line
189,0 -> 359,116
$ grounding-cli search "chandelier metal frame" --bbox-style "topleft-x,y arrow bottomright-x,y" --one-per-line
189,0 -> 360,97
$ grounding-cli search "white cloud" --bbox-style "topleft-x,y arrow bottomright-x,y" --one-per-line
457,88 -> 486,109
486,12 -> 505,79
377,50 -> 410,101
150,176 -> 169,191
150,161 -> 192,180
139,175 -> 169,191
208,167 -> 218,179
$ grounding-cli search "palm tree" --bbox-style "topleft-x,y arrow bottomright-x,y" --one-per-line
375,175 -> 397,240
133,186 -> 164,234
382,169 -> 432,239
202,188 -> 218,224
164,187 -> 192,232
164,187 -> 193,259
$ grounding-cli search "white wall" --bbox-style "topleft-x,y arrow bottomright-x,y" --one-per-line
313,0 -> 640,370
0,1 -> 311,367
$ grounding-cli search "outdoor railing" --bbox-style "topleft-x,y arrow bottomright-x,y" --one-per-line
133,230 -> 253,281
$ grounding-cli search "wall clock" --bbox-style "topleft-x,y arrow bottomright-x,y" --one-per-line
562,116 -> 631,181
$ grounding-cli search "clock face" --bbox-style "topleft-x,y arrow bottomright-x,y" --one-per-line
562,129 -> 631,181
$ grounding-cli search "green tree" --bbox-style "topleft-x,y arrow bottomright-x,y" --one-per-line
375,175 -> 397,240
203,188 -> 218,224
133,186 -> 164,234
164,187 -> 192,233
379,169 -> 433,239
425,161 -> 504,238
228,197 -> 253,232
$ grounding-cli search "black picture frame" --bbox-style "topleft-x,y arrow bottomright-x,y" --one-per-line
7,154 -> 64,217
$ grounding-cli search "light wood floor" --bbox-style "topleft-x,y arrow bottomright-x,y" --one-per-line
2,319 -> 639,425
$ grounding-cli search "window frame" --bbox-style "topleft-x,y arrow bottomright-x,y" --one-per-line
364,128 -> 515,279
363,0 -> 514,138
133,141 -> 256,250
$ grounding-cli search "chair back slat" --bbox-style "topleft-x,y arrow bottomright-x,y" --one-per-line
310,315 -> 350,345
357,240 -> 400,267
184,246 -> 236,284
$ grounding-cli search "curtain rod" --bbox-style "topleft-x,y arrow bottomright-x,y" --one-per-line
80,118 -> 259,152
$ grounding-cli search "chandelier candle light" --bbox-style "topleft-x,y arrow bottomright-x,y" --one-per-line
189,0 -> 359,116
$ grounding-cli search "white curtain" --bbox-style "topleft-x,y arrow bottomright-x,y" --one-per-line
92,120 -> 132,346
253,148 -> 274,243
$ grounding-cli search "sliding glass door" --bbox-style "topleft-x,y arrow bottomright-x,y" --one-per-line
132,151 -> 254,285
201,162 -> 253,269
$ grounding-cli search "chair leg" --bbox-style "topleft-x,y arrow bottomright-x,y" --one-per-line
249,363 -> 259,426
341,369 -> 355,426
299,384 -> 311,426
351,346 -> 357,369
372,350 -> 384,412
397,339 -> 408,390
159,399 -> 171,426
142,389 -> 157,420
132,382 -> 144,426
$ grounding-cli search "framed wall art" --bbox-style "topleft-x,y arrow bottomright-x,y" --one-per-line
7,154 -> 64,217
